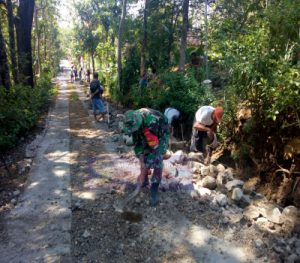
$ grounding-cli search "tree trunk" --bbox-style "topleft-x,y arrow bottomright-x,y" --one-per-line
91,53 -> 95,74
117,0 -> 127,94
15,0 -> 35,87
0,26 -> 11,90
34,7 -> 41,76
140,0 -> 150,77
111,34 -> 116,63
179,0 -> 189,71
6,0 -> 18,84
167,0 -> 177,65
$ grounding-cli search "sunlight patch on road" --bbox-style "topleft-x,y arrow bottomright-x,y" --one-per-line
28,182 -> 40,189
73,191 -> 97,200
187,225 -> 211,246
45,150 -> 69,162
53,168 -> 67,177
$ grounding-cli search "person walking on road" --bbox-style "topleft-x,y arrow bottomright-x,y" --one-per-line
122,108 -> 169,206
190,106 -> 223,164
90,72 -> 106,122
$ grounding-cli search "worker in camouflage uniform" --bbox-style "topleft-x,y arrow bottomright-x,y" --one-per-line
123,108 -> 169,206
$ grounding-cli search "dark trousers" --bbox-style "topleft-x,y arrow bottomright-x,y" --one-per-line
190,128 -> 209,152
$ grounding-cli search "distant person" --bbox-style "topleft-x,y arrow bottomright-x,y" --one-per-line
70,66 -> 75,83
122,108 -> 169,206
164,107 -> 181,137
86,69 -> 91,83
74,67 -> 78,80
190,106 -> 224,164
79,67 -> 83,80
90,72 -> 106,122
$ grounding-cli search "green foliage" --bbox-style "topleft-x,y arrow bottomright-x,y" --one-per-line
210,0 -> 300,170
123,70 -> 214,126
0,78 -> 54,150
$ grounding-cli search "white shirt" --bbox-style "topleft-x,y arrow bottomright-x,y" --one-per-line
195,106 -> 215,126
164,108 -> 180,124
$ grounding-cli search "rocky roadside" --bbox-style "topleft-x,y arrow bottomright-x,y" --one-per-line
0,76 -> 299,263
69,82 -> 300,263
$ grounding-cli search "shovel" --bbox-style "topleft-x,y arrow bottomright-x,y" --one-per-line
113,187 -> 141,213
106,102 -> 110,128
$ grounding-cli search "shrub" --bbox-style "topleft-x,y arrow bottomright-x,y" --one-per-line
0,78 -> 54,151
123,69 -> 215,129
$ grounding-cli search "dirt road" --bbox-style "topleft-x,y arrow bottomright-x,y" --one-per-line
0,74 -> 283,262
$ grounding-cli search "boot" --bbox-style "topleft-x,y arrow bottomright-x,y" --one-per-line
150,183 -> 159,206
141,176 -> 149,188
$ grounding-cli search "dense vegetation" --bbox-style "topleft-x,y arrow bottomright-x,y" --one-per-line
0,0 -> 61,150
0,0 -> 299,205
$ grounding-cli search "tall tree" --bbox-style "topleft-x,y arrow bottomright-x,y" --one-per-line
167,0 -> 180,66
15,0 -> 35,87
33,4 -> 43,76
140,0 -> 150,77
0,25 -> 11,90
179,0 -> 189,71
117,0 -> 127,93
6,0 -> 18,84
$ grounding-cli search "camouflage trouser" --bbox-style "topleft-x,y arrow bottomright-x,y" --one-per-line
144,147 -> 163,184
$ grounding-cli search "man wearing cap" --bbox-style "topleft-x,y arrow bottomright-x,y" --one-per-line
123,108 -> 169,206
190,106 -> 224,164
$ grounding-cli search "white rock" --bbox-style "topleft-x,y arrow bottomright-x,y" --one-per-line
191,161 -> 203,174
255,239 -> 264,248
209,165 -> 218,177
225,179 -> 244,191
200,166 -> 210,176
164,150 -> 173,159
116,114 -> 125,119
224,168 -> 234,180
216,172 -> 227,185
168,150 -> 186,164
280,206 -> 299,225
216,194 -> 228,207
243,205 -> 260,219
163,161 -> 178,177
201,176 -> 217,190
188,152 -> 204,162
256,217 -> 268,223
216,163 -> 225,173
196,186 -> 211,196
83,230 -> 91,238
261,206 -> 282,224
223,211 -> 243,223
192,167 -> 198,174
190,190 -> 199,199
232,188 -> 243,201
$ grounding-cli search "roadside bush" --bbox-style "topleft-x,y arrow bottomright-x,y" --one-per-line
0,78 -> 54,150
124,70 -> 215,129
215,23 -> 300,171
